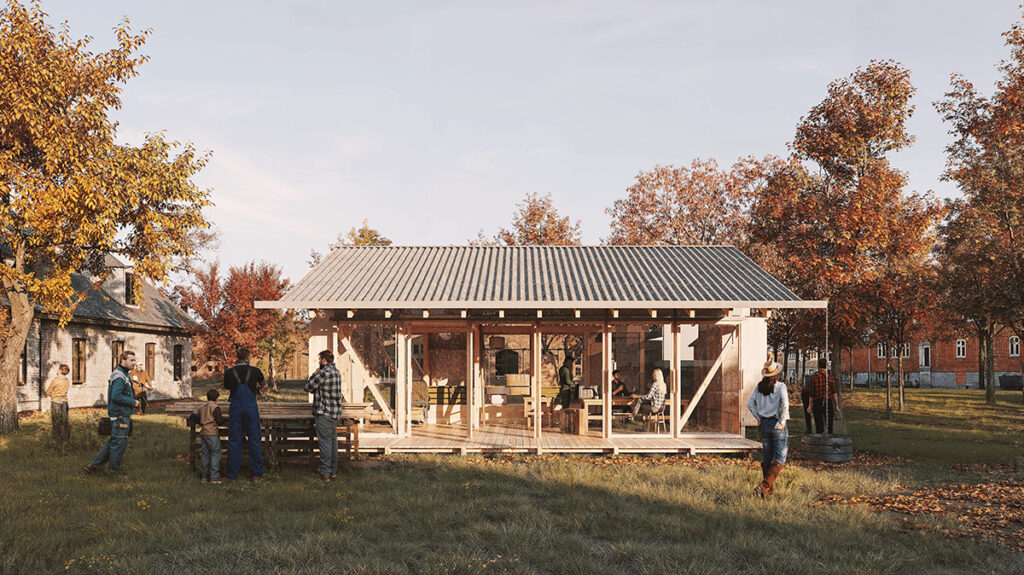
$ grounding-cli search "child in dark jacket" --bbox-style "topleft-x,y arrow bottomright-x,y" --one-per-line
191,389 -> 227,482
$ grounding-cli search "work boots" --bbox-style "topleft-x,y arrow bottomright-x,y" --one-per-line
754,462 -> 785,498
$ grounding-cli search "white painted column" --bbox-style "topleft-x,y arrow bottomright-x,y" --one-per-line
671,322 -> 681,438
395,329 -> 407,438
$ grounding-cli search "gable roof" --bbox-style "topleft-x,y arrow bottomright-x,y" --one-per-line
258,245 -> 824,310
48,273 -> 196,332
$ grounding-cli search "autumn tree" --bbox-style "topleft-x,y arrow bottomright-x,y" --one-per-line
308,219 -> 392,267
749,60 -> 935,391
606,157 -> 770,247
0,1 -> 211,432
935,10 -> 1024,403
177,261 -> 288,373
494,192 -> 581,246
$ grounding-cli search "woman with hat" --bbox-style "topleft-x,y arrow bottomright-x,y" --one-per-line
747,359 -> 789,498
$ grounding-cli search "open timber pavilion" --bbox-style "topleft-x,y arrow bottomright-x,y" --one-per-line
256,245 -> 825,455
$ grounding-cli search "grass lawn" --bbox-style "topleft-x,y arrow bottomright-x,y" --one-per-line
1,389 -> 1022,574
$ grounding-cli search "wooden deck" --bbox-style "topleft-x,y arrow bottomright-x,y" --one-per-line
358,423 -> 760,455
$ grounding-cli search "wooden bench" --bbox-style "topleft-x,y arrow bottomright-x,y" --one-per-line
171,401 -> 361,475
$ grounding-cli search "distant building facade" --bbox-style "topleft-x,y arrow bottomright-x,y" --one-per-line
15,256 -> 194,411
839,333 -> 1022,389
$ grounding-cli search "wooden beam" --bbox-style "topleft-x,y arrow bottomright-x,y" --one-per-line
532,325 -> 543,446
384,310 -> 392,319
422,309 -> 430,318
466,328 -> 474,440
461,309 -> 467,319
678,331 -> 735,430
611,309 -> 619,319
396,329 -> 408,438
574,309 -> 581,319
339,335 -> 395,427
347,309 -> 355,319
649,309 -> 658,319
536,310 -> 543,319
687,310 -> 696,318
603,323 -> 612,440
498,310 -> 505,318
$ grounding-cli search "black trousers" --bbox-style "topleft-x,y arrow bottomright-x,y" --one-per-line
801,390 -> 812,432
137,392 -> 148,415
811,398 -> 835,435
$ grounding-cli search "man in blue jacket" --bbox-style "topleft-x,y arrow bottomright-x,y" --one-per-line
85,350 -> 140,474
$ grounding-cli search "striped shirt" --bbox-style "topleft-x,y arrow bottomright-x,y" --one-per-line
305,363 -> 345,418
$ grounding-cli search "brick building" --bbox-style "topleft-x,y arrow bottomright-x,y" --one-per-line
839,333 -> 1022,389
15,255 -> 195,411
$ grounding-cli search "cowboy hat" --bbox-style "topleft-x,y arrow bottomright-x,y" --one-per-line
761,360 -> 782,378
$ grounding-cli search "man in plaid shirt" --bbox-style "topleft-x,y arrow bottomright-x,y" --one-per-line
804,358 -> 841,434
305,349 -> 345,480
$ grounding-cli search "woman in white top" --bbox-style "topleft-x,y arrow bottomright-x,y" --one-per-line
747,360 -> 789,498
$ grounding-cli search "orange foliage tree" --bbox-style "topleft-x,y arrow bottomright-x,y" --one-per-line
176,262 -> 288,378
0,1 -> 211,431
606,157 -> 770,247
935,10 -> 1024,403
308,219 -> 392,267
494,192 -> 581,246
749,60 -> 938,389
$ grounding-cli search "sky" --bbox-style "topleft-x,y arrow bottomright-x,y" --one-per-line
42,0 -> 1023,283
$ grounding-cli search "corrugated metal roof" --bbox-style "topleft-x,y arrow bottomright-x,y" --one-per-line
263,246 -> 821,309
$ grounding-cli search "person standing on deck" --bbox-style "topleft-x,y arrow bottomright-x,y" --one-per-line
747,360 -> 789,498
85,351 -> 139,474
223,347 -> 267,481
552,355 -> 575,411
305,349 -> 345,481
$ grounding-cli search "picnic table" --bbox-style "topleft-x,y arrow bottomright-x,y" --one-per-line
166,401 -> 374,473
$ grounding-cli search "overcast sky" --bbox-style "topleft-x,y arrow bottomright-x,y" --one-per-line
44,0 -> 1021,282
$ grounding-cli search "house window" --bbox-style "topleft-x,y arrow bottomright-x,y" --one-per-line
17,348 -> 26,386
901,343 -> 910,359
955,339 -> 967,359
124,272 -> 137,306
1011,336 -> 1020,358
173,344 -> 183,380
111,340 -> 125,370
877,343 -> 886,358
920,344 -> 931,368
495,349 -> 520,375
145,342 -> 156,379
72,338 -> 87,384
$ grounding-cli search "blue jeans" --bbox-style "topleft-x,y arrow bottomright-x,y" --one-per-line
759,417 -> 788,466
226,404 -> 263,479
315,414 -> 338,477
200,435 -> 222,480
90,416 -> 130,472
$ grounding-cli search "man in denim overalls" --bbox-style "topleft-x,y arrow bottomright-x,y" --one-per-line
223,347 -> 267,481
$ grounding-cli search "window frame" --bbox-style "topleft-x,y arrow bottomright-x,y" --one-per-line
111,340 -> 125,371
1010,336 -> 1020,358
124,272 -> 138,307
145,342 -> 156,379
72,338 -> 87,384
877,343 -> 886,359
173,344 -> 183,381
955,339 -> 967,359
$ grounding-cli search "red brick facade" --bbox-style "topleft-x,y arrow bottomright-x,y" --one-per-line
838,333 -> 1023,388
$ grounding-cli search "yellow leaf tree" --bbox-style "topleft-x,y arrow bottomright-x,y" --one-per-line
0,1 -> 212,432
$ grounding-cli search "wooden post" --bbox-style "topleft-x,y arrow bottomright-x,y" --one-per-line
532,324 -> 542,445
671,322 -> 681,438
395,328 -> 408,438
466,327 -> 474,440
473,324 -> 482,431
603,324 -> 612,440
406,332 -> 413,437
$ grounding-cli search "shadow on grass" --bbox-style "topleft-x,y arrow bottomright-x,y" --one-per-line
1,412 -> 1022,574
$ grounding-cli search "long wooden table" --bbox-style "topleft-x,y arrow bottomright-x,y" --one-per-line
166,401 -> 373,473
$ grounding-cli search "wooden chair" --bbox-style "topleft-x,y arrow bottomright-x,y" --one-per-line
644,407 -> 667,433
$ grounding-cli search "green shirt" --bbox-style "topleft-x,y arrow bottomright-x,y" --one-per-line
558,365 -> 574,391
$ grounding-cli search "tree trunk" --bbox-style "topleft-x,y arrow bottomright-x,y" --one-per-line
782,340 -> 790,385
897,347 -> 905,411
847,346 -> 854,392
0,260 -> 35,434
984,328 -> 996,404
831,336 -> 843,392
977,325 -> 987,394
885,354 -> 892,420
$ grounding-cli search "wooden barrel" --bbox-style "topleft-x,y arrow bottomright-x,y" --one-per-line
801,434 -> 853,463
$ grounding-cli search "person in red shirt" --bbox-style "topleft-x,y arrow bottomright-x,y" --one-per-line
804,358 -> 841,434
